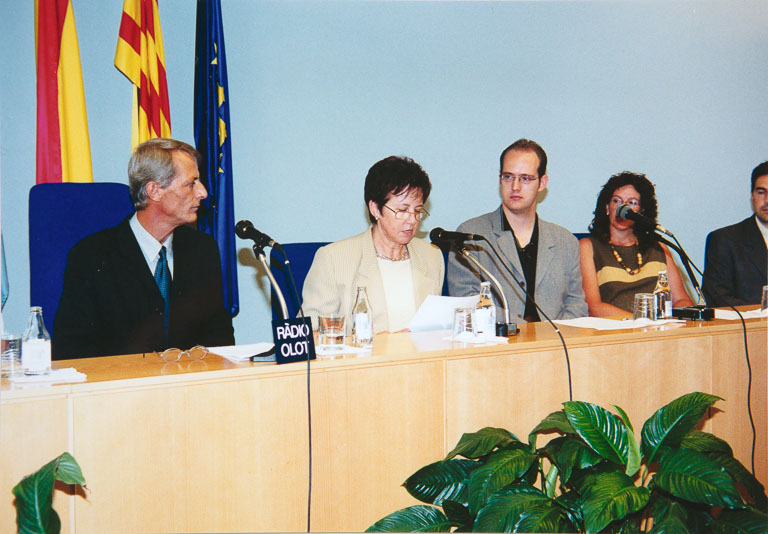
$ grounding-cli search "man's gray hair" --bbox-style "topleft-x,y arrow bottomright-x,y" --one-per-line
128,138 -> 201,210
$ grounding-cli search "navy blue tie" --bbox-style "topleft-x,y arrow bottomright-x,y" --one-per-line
154,246 -> 170,337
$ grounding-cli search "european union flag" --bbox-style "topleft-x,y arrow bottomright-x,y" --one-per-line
194,0 -> 239,317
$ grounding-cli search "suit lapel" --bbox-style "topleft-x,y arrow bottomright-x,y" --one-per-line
116,218 -> 159,296
741,217 -> 768,278
535,220 -> 555,287
491,208 -> 523,279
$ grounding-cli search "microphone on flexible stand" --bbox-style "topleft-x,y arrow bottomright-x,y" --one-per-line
615,206 -> 712,316
616,204 -> 673,237
236,220 -> 289,319
428,227 -> 484,243
235,220 -> 284,252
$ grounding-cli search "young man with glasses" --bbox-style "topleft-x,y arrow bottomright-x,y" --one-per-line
447,139 -> 587,323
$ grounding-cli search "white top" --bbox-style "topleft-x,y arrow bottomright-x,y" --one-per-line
376,258 -> 415,332
756,215 -> 768,251
129,213 -> 174,278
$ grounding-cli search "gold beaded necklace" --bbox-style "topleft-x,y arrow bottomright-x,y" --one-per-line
609,242 -> 643,275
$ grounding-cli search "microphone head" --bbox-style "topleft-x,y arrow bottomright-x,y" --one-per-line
428,227 -> 444,243
616,204 -> 633,220
235,220 -> 254,239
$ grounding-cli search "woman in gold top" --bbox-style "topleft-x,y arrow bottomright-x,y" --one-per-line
579,172 -> 693,317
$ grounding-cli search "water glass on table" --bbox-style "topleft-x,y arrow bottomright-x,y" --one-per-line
452,308 -> 477,341
633,293 -> 656,321
1,333 -> 22,378
318,314 -> 345,351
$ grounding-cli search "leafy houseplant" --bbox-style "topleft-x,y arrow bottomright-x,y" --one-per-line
367,392 -> 767,533
13,452 -> 87,534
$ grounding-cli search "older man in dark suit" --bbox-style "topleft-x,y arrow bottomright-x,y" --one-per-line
703,161 -> 768,307
53,138 -> 234,359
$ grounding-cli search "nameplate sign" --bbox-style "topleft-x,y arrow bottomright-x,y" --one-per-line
271,317 -> 316,365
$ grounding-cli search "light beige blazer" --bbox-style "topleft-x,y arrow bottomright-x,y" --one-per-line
302,228 -> 445,334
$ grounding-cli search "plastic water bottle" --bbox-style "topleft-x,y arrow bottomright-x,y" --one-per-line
22,306 -> 51,375
475,282 -> 496,338
653,270 -> 672,319
351,287 -> 373,348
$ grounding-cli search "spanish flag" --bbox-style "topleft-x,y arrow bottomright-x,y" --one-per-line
114,0 -> 171,147
35,0 -> 93,184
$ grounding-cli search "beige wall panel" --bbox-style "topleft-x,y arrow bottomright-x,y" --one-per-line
0,397 -> 70,533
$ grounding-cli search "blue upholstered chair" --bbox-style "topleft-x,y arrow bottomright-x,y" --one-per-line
29,183 -> 134,334
269,242 -> 329,321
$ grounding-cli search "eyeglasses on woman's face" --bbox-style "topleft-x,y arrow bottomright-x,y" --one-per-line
382,205 -> 429,221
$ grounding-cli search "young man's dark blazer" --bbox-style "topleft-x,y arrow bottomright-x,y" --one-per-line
703,215 -> 768,307
53,216 -> 235,359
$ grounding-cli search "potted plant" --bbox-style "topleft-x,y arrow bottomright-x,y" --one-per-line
367,392 -> 767,532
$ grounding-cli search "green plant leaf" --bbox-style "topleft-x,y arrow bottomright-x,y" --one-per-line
441,500 -> 472,531
544,464 -> 559,499
652,448 -> 743,508
514,503 -> 580,533
707,452 -> 767,511
555,490 -> 583,526
528,411 -> 575,449
543,437 -> 604,485
582,470 -> 650,533
640,392 -> 721,465
53,453 -> 86,486
473,484 -> 560,532
365,505 -> 452,532
13,458 -> 56,534
467,449 -> 537,515
612,404 -> 642,477
649,494 -> 710,534
404,459 -> 477,506
445,428 -> 520,460
709,508 -> 768,534
12,452 -> 86,534
563,401 -> 628,466
680,430 -> 733,456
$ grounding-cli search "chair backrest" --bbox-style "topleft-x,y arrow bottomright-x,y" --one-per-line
29,183 -> 134,334
269,242 -> 329,321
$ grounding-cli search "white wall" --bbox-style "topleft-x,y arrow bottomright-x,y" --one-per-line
1,0 -> 766,342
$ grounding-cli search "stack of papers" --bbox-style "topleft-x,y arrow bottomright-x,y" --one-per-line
714,308 -> 766,320
209,343 -> 275,362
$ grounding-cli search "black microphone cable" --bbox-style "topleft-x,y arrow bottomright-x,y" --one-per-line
655,231 -> 756,476
268,243 -> 315,531
458,236 -> 574,402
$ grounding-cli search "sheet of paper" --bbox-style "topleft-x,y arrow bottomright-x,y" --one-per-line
714,308 -> 766,320
553,317 -> 685,330
209,343 -> 275,362
9,367 -> 86,384
409,294 -> 480,332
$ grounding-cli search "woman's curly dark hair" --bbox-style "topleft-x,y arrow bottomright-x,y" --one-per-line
588,171 -> 659,253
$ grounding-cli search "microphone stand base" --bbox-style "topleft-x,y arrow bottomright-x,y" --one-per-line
496,322 -> 519,337
672,305 -> 715,321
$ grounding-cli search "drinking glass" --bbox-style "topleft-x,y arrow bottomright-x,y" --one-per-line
1,333 -> 22,378
318,314 -> 345,351
633,293 -> 656,321
452,308 -> 477,341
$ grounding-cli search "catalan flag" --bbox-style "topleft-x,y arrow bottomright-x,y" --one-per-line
194,0 -> 238,317
35,0 -> 93,184
114,0 -> 171,147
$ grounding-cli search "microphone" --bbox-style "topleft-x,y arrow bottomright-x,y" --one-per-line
235,220 -> 280,249
616,205 -> 672,237
429,227 -> 484,243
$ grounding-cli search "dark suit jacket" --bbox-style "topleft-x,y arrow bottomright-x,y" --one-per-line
53,217 -> 235,359
703,216 -> 767,307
